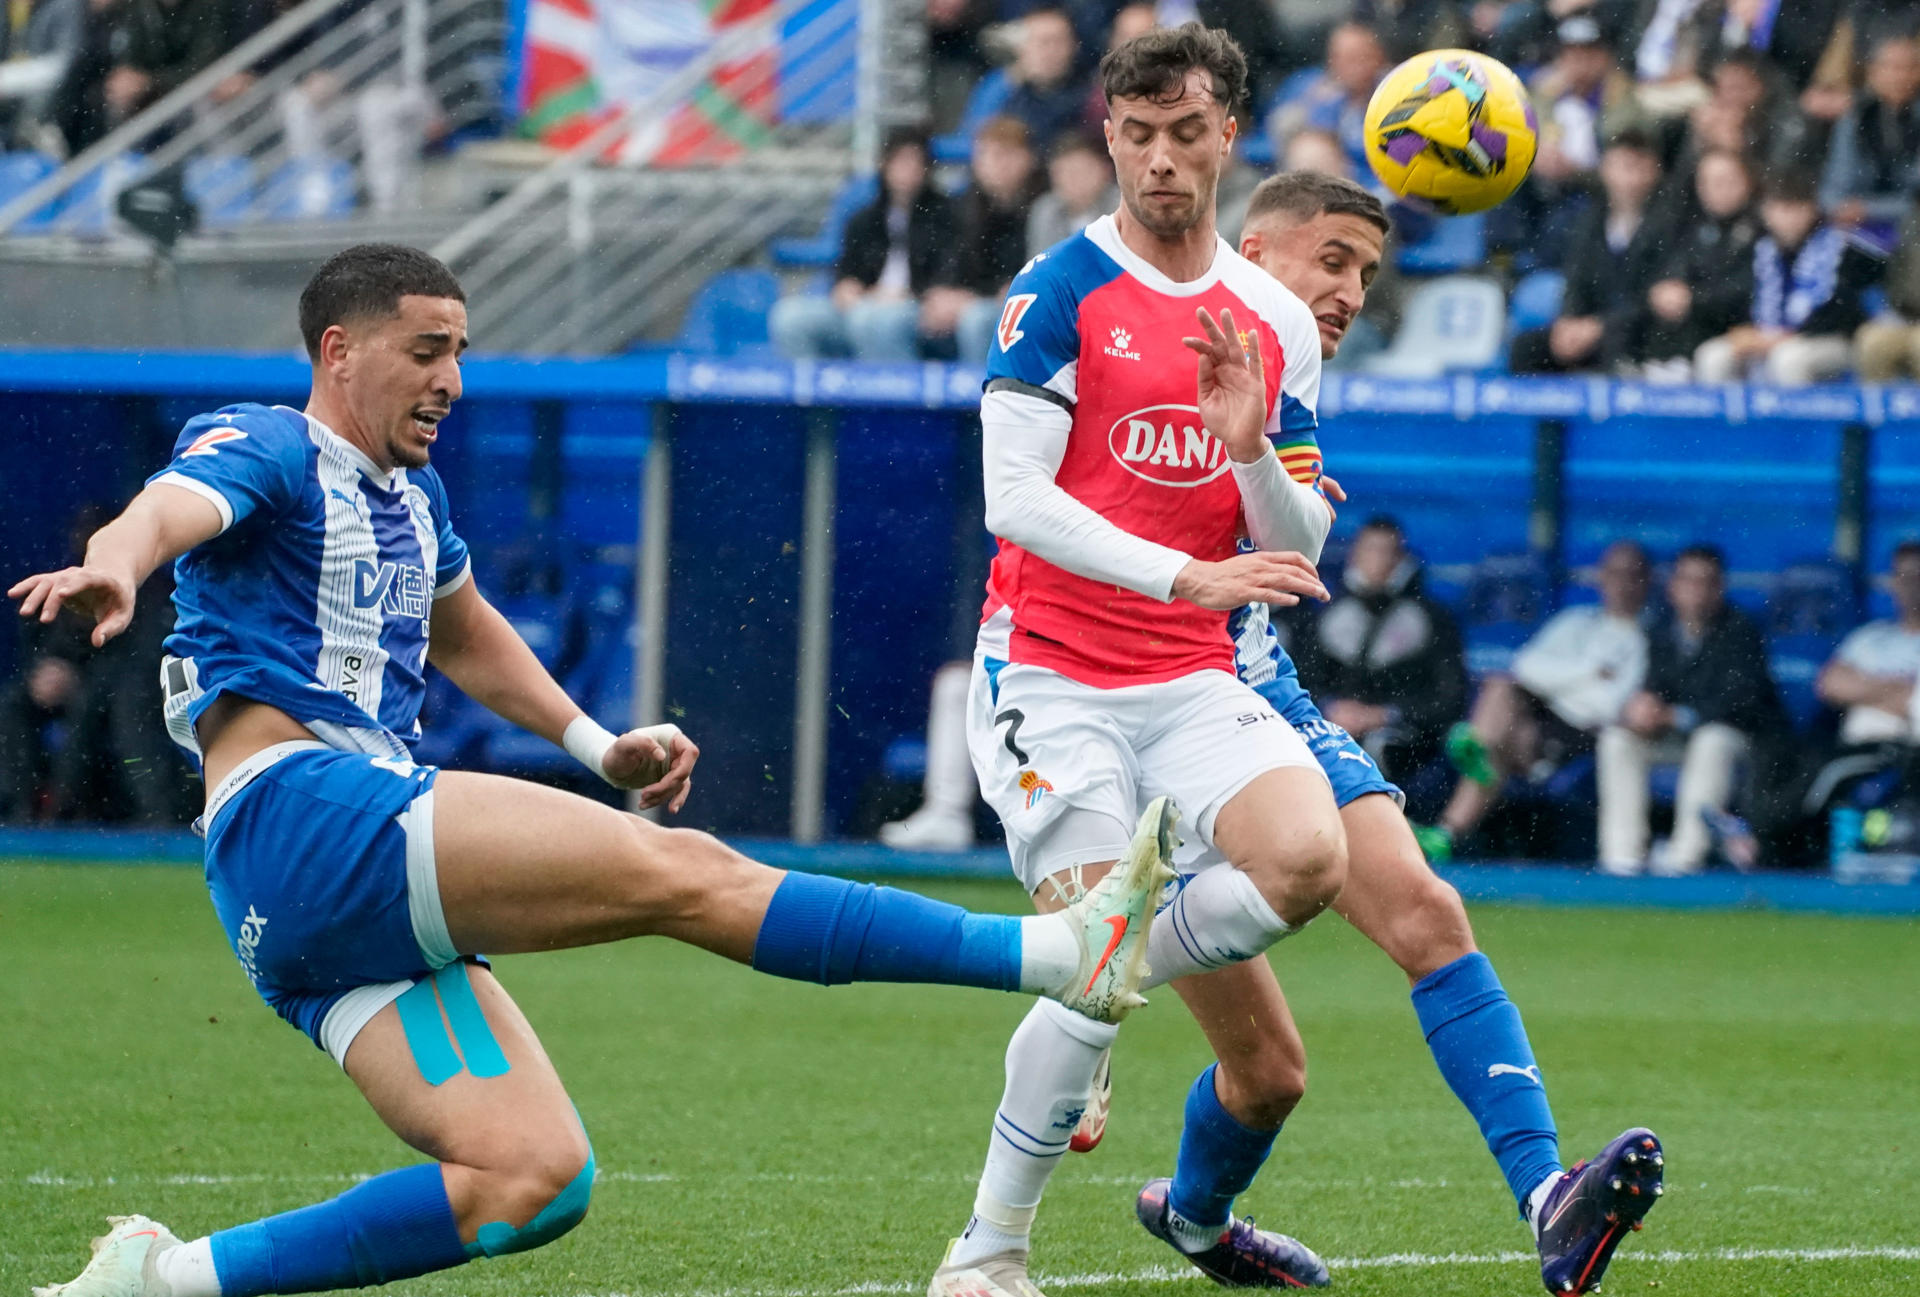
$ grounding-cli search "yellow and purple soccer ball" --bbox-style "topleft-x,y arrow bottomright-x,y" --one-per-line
1362,49 -> 1538,215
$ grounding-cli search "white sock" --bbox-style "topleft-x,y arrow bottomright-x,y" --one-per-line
1141,867 -> 1294,990
153,1237 -> 221,1297
1525,1172 -> 1560,1238
947,998 -> 1118,1267
1165,1203 -> 1231,1254
1016,912 -> 1085,996
922,663 -> 977,816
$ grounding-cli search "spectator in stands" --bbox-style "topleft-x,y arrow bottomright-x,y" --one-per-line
1632,0 -> 1845,99
954,7 -> 1087,158
0,0 -> 82,151
95,0 -> 237,135
1816,543 -> 1920,751
1693,170 -> 1882,385
1510,127 -> 1674,373
1598,544 -> 1786,876
1291,515 -> 1468,783
769,129 -> 954,362
1351,0 -> 1470,62
1677,49 -> 1789,174
1530,16 -> 1641,188
1421,540 -> 1652,861
1636,146 -> 1760,380
1819,32 -> 1920,233
1267,22 -> 1389,179
927,0 -> 995,132
923,114 -> 1041,363
1025,127 -> 1113,255
1855,199 -> 1920,380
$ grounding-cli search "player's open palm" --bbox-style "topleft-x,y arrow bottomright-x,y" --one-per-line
1184,306 -> 1267,463
601,723 -> 701,812
8,565 -> 137,646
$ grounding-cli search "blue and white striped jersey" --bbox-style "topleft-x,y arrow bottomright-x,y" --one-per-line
1227,600 -> 1309,717
148,403 -> 470,762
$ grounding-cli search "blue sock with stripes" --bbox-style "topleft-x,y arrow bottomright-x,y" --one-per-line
1167,1064 -> 1279,1233
750,871 -> 1022,990
209,1163 -> 467,1296
1411,952 -> 1563,1214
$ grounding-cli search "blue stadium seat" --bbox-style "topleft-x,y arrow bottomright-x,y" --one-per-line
184,155 -> 255,226
678,268 -> 782,356
1506,269 -> 1565,338
1362,275 -> 1506,376
1395,211 -> 1487,275
58,153 -> 147,234
770,172 -> 878,268
1460,551 -> 1553,679
258,158 -> 355,220
0,152 -> 59,232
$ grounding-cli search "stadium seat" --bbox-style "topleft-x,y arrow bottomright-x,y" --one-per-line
0,151 -> 59,232
1506,269 -> 1565,339
1395,211 -> 1487,275
678,268 -> 782,356
57,153 -> 147,234
1766,559 -> 1858,730
769,172 -> 878,269
1362,275 -> 1506,376
258,158 -> 356,220
1460,551 -> 1554,679
184,155 -> 255,226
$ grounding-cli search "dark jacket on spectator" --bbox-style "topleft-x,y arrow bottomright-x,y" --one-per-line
935,181 -> 1041,297
1641,202 -> 1761,360
1819,94 -> 1920,225
1643,603 -> 1786,737
1292,559 -> 1468,773
1563,193 -> 1681,365
834,187 -> 956,296
118,0 -> 237,106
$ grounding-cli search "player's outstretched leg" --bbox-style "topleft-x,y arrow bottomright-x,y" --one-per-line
37,967 -> 591,1297
429,771 -> 1172,1024
1133,958 -> 1328,1289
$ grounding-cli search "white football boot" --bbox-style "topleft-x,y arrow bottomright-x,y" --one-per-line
1068,1047 -> 1112,1153
33,1216 -> 182,1297
927,1239 -> 1049,1297
1050,796 -> 1179,1024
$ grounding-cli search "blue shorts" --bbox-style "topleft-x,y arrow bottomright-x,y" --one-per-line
203,743 -> 456,1064
1260,686 -> 1404,809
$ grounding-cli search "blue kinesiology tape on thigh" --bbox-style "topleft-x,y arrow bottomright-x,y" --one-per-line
434,962 -> 510,1078
465,1145 -> 596,1258
395,977 -> 463,1086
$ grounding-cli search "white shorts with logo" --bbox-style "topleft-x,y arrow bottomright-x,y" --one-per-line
968,656 -> 1327,893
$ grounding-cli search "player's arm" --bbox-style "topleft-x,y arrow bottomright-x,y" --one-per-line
427,578 -> 697,810
8,482 -> 224,646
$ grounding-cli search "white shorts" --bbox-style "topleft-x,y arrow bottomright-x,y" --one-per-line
968,657 -> 1326,893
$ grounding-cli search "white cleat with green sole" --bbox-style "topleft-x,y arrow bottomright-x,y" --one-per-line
33,1216 -> 181,1297
1051,796 -> 1180,1024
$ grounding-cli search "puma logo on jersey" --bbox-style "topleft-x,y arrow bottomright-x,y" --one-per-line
181,428 -> 248,457
1107,404 -> 1233,487
997,294 -> 1038,351
1103,326 -> 1141,361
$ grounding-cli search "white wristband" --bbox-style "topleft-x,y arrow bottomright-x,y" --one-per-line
562,715 -> 618,784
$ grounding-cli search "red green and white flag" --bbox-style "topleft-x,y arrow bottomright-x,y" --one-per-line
514,0 -> 778,164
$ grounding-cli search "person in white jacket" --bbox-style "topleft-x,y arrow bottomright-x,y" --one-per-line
1420,541 -> 1651,858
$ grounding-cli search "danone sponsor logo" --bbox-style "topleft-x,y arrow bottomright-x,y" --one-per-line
1107,404 -> 1232,487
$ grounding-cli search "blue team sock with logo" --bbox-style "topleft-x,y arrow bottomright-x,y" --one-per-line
750,871 -> 1021,990
209,1163 -> 467,1296
1167,1064 -> 1280,1231
1411,952 -> 1563,1213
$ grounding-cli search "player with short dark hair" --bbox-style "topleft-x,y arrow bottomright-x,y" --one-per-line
20,242 -> 1173,1297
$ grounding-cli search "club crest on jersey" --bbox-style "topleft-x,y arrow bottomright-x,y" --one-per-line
997,294 -> 1038,350
1103,326 -> 1140,361
1108,403 -> 1233,487
1018,769 -> 1053,809
181,428 -> 248,457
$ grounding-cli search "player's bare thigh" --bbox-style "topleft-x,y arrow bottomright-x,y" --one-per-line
1329,791 -> 1476,982
1171,957 -> 1307,1129
344,964 -> 589,1239
429,769 -> 782,963
1211,766 -> 1348,926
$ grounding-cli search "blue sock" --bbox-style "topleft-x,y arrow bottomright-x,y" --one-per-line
210,1163 -> 467,1296
750,871 -> 1021,990
1411,952 -> 1563,1214
1167,1064 -> 1280,1230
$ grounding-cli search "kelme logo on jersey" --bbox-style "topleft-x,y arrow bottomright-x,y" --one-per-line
352,558 -> 430,620
1107,404 -> 1233,487
1104,326 -> 1140,361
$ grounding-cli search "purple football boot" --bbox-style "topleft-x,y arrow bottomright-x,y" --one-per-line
1535,1128 -> 1665,1294
1135,1178 -> 1329,1289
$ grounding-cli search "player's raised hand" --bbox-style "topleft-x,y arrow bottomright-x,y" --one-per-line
7,565 -> 137,646
601,723 -> 701,812
1184,306 -> 1268,463
1171,550 -> 1328,610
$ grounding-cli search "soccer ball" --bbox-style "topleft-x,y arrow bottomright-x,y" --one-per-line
1361,48 -> 1538,215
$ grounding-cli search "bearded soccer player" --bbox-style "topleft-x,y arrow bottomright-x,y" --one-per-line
19,244 -> 1174,1297
927,25 -> 1352,1296
972,172 -> 1667,1296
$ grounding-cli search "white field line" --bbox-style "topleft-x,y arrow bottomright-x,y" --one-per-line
9,1170 -> 1480,1191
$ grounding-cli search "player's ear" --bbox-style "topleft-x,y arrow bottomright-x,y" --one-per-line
318,323 -> 353,375
1239,229 -> 1261,261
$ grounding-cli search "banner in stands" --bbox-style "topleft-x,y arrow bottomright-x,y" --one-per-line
510,0 -> 779,163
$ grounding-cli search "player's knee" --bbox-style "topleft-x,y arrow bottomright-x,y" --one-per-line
1242,815 -> 1347,926
466,1133 -> 595,1259
615,821 -> 745,923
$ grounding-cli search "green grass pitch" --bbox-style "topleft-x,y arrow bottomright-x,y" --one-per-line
3,861 -> 1917,1297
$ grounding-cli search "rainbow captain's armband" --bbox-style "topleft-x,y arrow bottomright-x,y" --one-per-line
1273,439 -> 1335,519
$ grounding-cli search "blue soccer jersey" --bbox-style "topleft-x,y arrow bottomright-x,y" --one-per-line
148,403 -> 470,761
